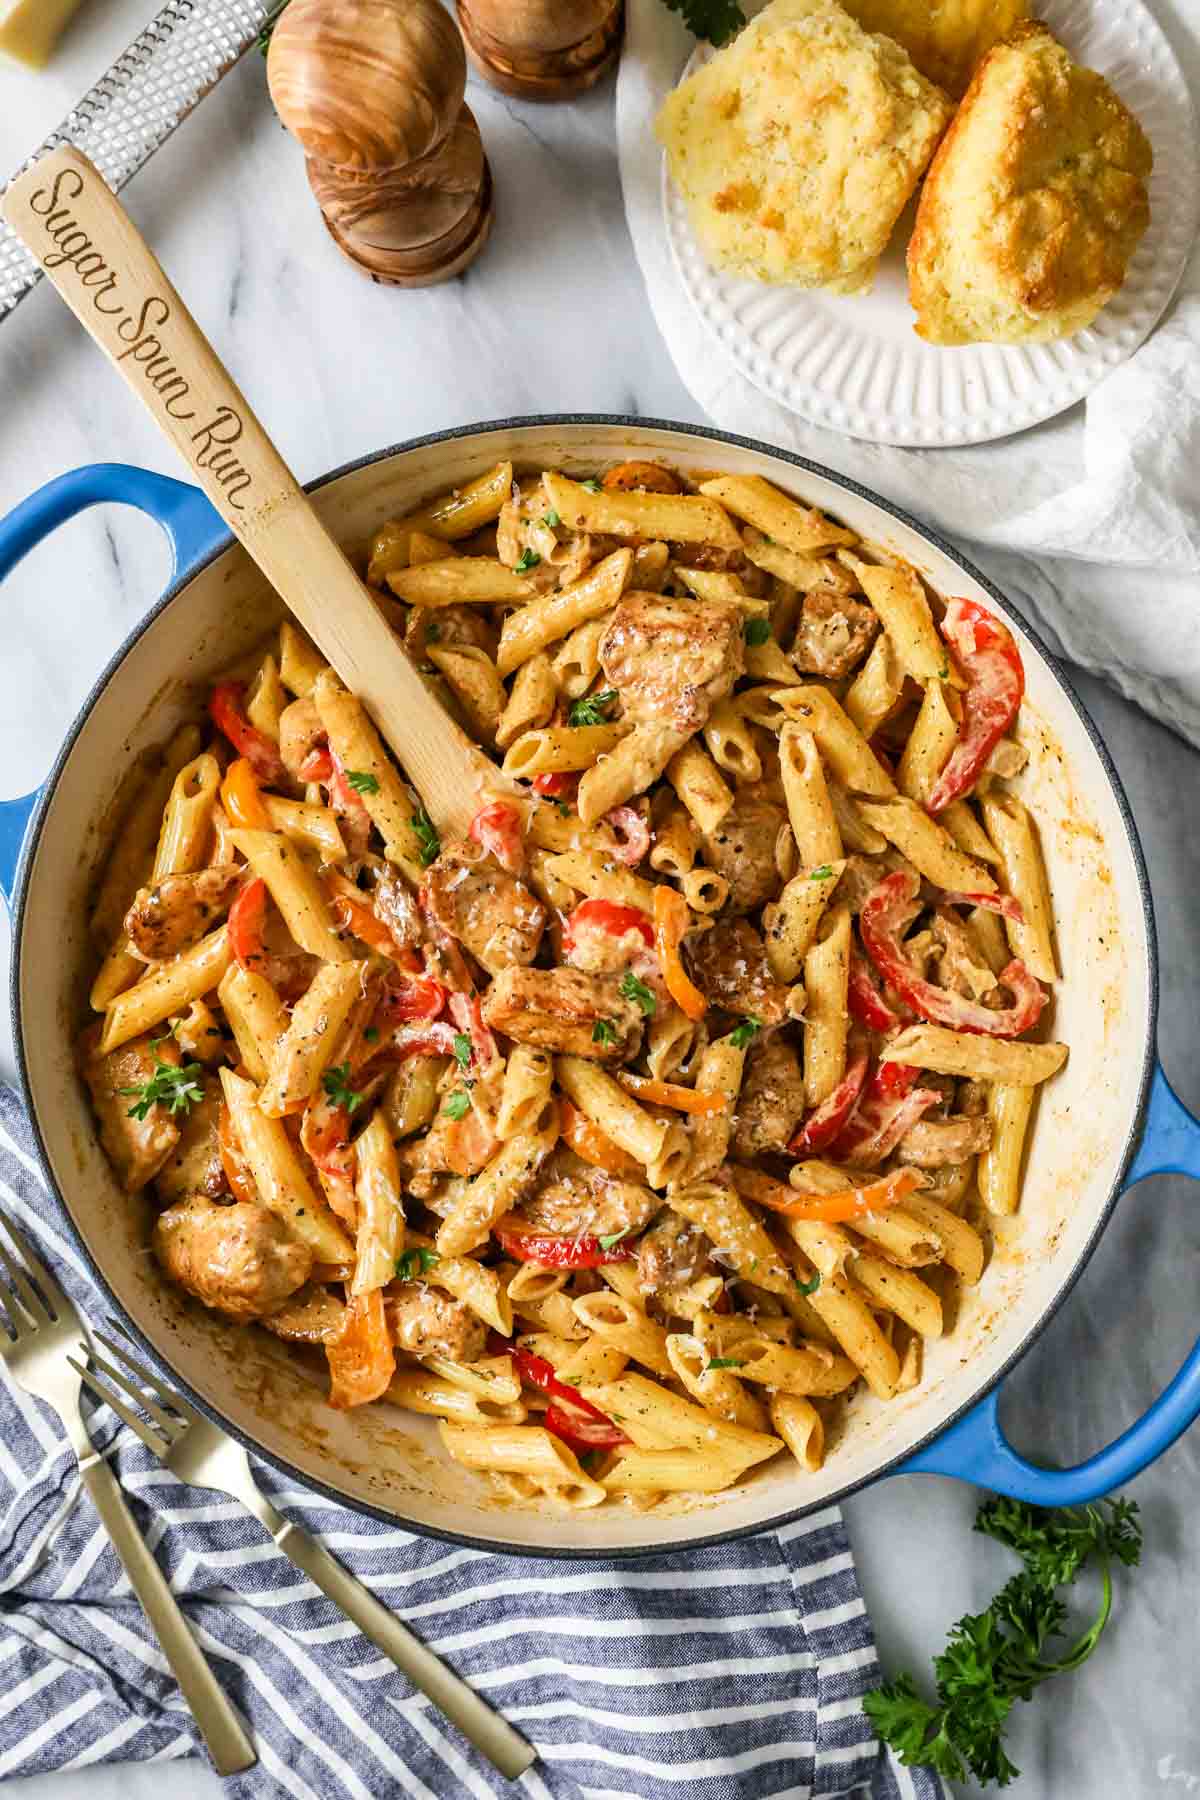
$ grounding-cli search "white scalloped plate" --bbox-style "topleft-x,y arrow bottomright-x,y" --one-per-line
663,0 -> 1199,446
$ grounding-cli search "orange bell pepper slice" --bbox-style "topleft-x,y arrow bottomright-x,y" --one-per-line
323,871 -> 400,958
617,1072 -> 724,1115
327,1289 -> 395,1410
559,1099 -> 642,1176
736,1165 -> 927,1223
219,756 -> 272,831
653,886 -> 706,1022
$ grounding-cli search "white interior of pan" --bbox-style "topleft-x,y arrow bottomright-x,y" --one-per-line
16,422 -> 1153,1553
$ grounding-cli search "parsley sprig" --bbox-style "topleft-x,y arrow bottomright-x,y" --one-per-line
864,1495 -> 1143,1789
705,1357 -> 744,1372
452,1032 -> 473,1072
120,1059 -> 205,1122
729,1016 -> 761,1049
515,548 -> 541,574
569,689 -> 618,728
411,806 -> 441,868
395,1247 -> 441,1282
620,971 -> 657,1016
592,1018 -> 618,1047
323,1063 -> 364,1115
743,616 -> 771,647
444,1089 -> 472,1121
658,0 -> 745,45
345,769 -> 380,796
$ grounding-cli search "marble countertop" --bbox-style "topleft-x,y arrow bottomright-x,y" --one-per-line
2,6 -> 1199,1798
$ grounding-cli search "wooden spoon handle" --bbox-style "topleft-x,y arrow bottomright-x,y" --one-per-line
2,146 -> 512,836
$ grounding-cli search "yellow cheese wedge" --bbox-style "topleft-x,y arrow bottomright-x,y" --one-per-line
0,0 -> 89,67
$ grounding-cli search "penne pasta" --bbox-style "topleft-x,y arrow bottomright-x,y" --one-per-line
772,687 -> 896,798
496,548 -> 632,676
885,1024 -> 1067,1085
803,904 -> 851,1107
698,475 -> 857,554
980,792 -> 1058,980
977,1081 -> 1036,1216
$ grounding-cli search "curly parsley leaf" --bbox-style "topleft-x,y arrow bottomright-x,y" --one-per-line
345,769 -> 380,796
592,1017 -> 618,1047
743,616 -> 772,647
705,1357 -> 744,1371
452,1032 -> 473,1073
581,478 -> 602,493
411,806 -> 441,868
658,0 -> 745,46
395,1246 -> 441,1282
794,1271 -> 822,1296
729,1016 -> 761,1049
620,971 -> 657,1016
864,1496 -> 1143,1790
444,1088 -> 472,1121
569,689 -> 618,728
543,509 -> 561,528
120,1059 -> 205,1122
809,865 -> 835,881
515,548 -> 541,574
322,1062 -> 364,1115
598,1227 -> 635,1251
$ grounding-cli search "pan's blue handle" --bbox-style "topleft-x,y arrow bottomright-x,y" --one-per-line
897,1063 -> 1200,1502
0,464 -> 223,912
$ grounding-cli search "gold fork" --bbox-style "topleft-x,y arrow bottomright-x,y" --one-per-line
0,1207 -> 255,1774
73,1325 -> 536,1782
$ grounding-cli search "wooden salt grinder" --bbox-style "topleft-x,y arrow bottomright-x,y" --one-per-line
457,0 -> 623,101
267,0 -> 494,288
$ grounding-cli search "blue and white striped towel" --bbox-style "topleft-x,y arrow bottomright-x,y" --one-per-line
0,1086 -> 948,1800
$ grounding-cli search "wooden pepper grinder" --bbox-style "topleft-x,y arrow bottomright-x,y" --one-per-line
267,0 -> 493,288
457,0 -> 623,101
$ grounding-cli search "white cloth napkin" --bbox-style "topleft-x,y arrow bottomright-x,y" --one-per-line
616,0 -> 1200,744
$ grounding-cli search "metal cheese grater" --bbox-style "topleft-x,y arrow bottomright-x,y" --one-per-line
0,1 -> 273,320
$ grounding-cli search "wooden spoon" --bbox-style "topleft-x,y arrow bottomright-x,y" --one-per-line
2,146 -> 518,837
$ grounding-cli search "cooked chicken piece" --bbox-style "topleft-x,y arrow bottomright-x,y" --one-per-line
154,1195 -> 311,1320
406,603 -> 497,662
372,867 -> 424,955
637,1210 -> 713,1295
482,966 -> 643,1062
791,589 -> 879,680
732,1035 -> 806,1159
688,918 -> 790,1023
81,1033 -> 180,1193
958,1077 -> 989,1117
262,1285 -> 347,1344
124,868 -> 241,961
897,1116 -> 993,1167
921,1072 -> 959,1117
700,794 -> 788,915
599,592 -> 744,733
400,1099 -> 500,1182
384,1283 -> 487,1362
931,907 -> 998,1001
601,461 -> 684,494
836,850 -> 921,915
421,837 -> 546,975
279,695 -> 324,781
153,1086 -> 225,1206
518,1153 -> 660,1241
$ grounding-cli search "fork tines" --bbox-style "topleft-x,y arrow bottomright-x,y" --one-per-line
0,1208 -> 66,1335
69,1328 -> 191,1463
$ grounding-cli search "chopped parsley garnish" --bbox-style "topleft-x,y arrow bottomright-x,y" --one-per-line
444,1088 -> 472,1121
809,865 -> 834,881
363,1027 -> 380,1043
865,1495 -> 1143,1789
581,478 -> 602,493
598,1227 -> 634,1251
569,689 -> 618,727
619,971 -> 657,1016
411,806 -> 441,868
592,1018 -> 618,1047
515,548 -> 541,574
543,509 -> 561,529
938,660 -> 950,680
452,1032 -> 473,1072
743,617 -> 772,647
729,1016 -> 761,1048
658,0 -> 745,46
795,1271 -> 822,1296
345,769 -> 380,796
322,1062 -> 364,1114
425,619 -> 441,642
705,1357 -> 744,1371
556,799 -> 571,817
119,1059 -> 205,1122
395,1246 -> 441,1282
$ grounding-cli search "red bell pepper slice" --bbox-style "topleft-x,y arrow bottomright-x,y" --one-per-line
860,870 -> 1047,1037
926,599 -> 1025,813
604,806 -> 650,867
493,1218 -> 638,1268
448,991 -> 500,1070
563,897 -> 654,956
228,876 -> 269,973
789,1046 -> 869,1155
469,801 -> 524,874
383,1021 -> 461,1059
876,1060 -> 919,1098
940,889 -> 1025,924
298,746 -> 334,783
532,772 -> 577,799
847,948 -> 900,1032
378,974 -> 447,1022
208,682 -> 285,784
829,1075 -> 942,1167
506,1348 -> 631,1449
